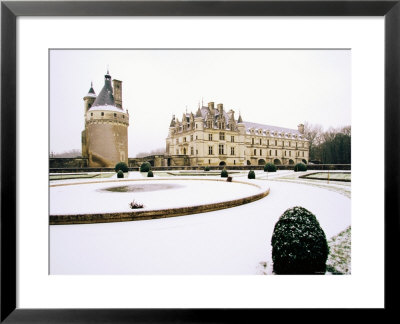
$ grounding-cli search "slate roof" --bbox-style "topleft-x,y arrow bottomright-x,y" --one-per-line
243,121 -> 301,136
91,73 -> 120,109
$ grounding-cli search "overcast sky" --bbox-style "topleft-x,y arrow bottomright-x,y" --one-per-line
49,49 -> 351,157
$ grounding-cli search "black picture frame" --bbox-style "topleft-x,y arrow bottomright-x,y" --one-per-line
1,0 -> 399,322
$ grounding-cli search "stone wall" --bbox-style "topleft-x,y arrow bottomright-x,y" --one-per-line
49,158 -> 88,168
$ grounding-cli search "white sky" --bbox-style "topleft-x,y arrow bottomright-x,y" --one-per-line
49,49 -> 351,157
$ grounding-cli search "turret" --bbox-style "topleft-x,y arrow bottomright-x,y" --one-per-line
83,82 -> 97,114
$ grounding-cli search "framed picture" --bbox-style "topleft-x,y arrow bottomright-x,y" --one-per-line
1,0 -> 398,322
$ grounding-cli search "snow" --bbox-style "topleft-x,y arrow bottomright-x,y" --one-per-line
50,178 -> 350,274
88,105 -> 126,113
50,178 -> 264,215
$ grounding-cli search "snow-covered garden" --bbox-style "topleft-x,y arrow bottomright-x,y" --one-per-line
49,170 -> 351,275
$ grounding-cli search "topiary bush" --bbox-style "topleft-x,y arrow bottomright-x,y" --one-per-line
264,163 -> 277,172
221,168 -> 228,178
204,166 -> 210,171
248,170 -> 256,179
294,163 -> 307,172
271,206 -> 329,274
140,162 -> 151,172
147,170 -> 154,177
115,162 -> 128,173
117,170 -> 124,178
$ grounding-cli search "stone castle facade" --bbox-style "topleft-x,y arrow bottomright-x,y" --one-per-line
81,71 -> 129,167
165,102 -> 309,167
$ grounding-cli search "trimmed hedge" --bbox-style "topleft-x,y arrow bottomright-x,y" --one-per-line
140,162 -> 151,172
117,170 -> 124,178
294,163 -> 307,172
115,162 -> 128,173
264,163 -> 277,172
248,170 -> 256,179
271,206 -> 329,274
147,170 -> 154,177
221,169 -> 228,178
204,166 -> 210,171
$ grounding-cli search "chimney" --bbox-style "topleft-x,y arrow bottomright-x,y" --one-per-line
298,124 -> 305,134
112,79 -> 123,108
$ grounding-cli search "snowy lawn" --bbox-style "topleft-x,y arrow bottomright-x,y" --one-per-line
50,178 -> 265,215
50,179 -> 350,275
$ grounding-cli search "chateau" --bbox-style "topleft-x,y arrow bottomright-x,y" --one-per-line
81,71 -> 129,167
165,102 -> 309,167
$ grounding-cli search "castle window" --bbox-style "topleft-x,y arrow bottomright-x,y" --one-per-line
196,150 -> 198,155
209,159 -> 211,164
234,160 -> 236,165
176,149 -> 179,154
275,140 -> 277,146
252,138 -> 254,145
254,149 -> 256,155
114,113 -> 117,118
183,148 -> 186,155
275,150 -> 277,156
303,151 -> 305,157
196,124 -> 198,129
219,132 -> 225,140
183,137 -> 186,142
208,134 -> 213,141
191,147 -> 194,155
123,115 -> 125,118
231,147 -> 235,155
267,139 -> 269,146
285,151 -> 287,156
101,112 -> 104,116
269,150 -> 272,156
231,136 -> 234,142
190,135 -> 193,141
260,149 -> 262,156
289,151 -> 291,157
259,139 -> 262,145
91,113 -> 93,116
219,144 -> 224,155
208,146 -> 213,155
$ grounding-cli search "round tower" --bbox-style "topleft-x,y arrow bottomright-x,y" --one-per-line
82,83 -> 97,158
85,71 -> 130,167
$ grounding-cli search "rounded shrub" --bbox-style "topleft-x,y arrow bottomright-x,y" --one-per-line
294,163 -> 307,172
140,162 -> 151,172
115,162 -> 128,173
271,206 -> 329,274
204,166 -> 210,171
117,170 -> 124,178
147,170 -> 154,177
221,168 -> 228,178
264,163 -> 277,172
248,170 -> 256,179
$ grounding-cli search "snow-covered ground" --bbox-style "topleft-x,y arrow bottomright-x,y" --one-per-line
50,178 -> 265,215
50,172 -> 350,275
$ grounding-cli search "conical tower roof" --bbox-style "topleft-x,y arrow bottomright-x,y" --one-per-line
91,72 -> 117,108
85,82 -> 97,98
237,113 -> 243,123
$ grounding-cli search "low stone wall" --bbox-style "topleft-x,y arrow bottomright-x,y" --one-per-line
49,158 -> 88,168
50,183 -> 270,225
